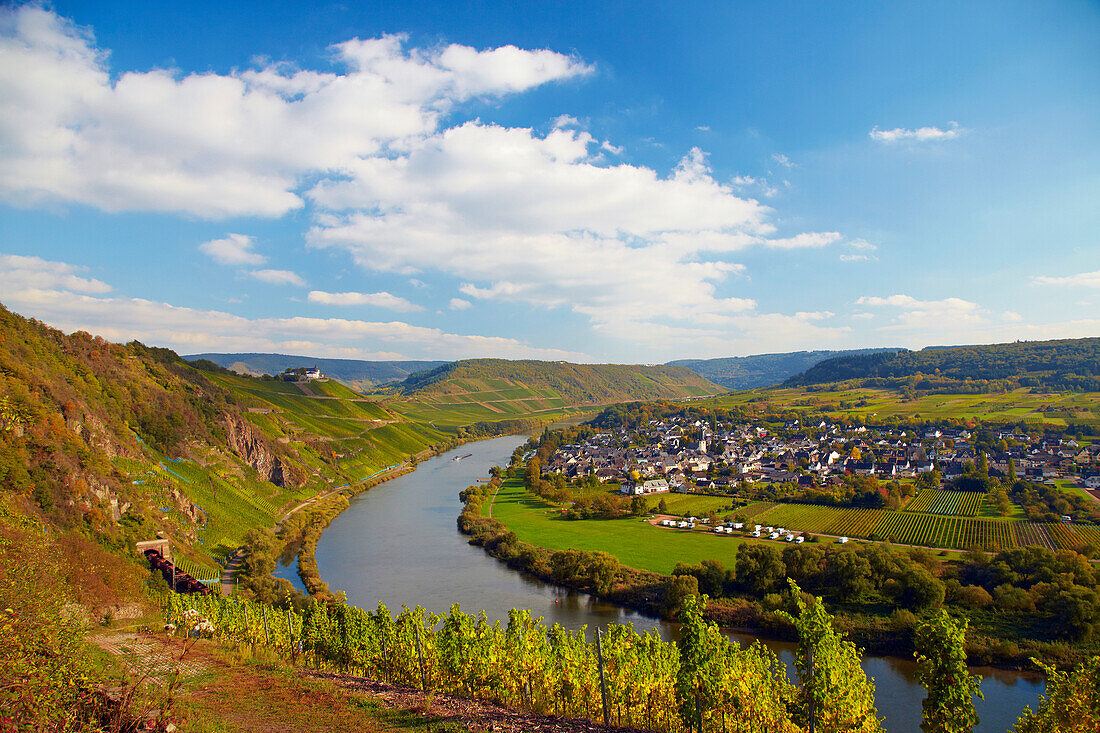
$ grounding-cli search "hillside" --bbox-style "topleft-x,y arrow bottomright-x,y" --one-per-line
783,337 -> 1100,392
668,348 -> 901,389
0,303 -> 445,568
392,359 -> 724,428
184,352 -> 448,389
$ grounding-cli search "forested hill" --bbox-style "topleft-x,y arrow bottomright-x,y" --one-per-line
397,359 -> 723,402
184,352 -> 448,388
668,348 -> 900,389
783,337 -> 1100,391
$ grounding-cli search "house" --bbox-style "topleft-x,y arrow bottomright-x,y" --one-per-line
305,366 -> 322,380
1084,476 -> 1100,489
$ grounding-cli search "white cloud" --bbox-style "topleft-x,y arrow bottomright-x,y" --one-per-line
696,125 -> 710,132
846,238 -> 877,251
1002,311 -> 1023,322
766,232 -> 842,250
856,294 -> 986,330
0,253 -> 111,294
1032,270 -> 1100,288
307,126 -> 786,339
251,269 -> 306,286
771,153 -> 795,168
851,312 -> 875,320
0,254 -> 588,360
869,122 -> 962,144
199,233 -> 266,265
307,290 -> 421,311
0,5 -> 591,218
0,7 -> 867,354
449,298 -> 471,310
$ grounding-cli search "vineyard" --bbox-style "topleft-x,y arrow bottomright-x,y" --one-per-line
904,489 -> 985,517
168,594 -> 799,733
753,503 -> 1100,553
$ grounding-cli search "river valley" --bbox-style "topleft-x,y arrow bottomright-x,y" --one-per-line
280,435 -> 1046,733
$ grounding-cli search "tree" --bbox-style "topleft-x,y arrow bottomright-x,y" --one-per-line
735,543 -> 785,596
913,610 -> 983,733
780,581 -> 883,732
664,574 -> 700,616
657,497 -> 669,514
1014,656 -> 1100,733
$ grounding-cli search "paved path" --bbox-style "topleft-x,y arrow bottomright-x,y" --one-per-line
220,548 -> 244,596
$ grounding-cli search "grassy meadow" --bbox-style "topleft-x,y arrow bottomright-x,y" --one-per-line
488,479 -> 749,575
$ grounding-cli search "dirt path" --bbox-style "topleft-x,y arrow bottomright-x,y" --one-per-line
95,631 -> 646,733
312,671 -> 648,733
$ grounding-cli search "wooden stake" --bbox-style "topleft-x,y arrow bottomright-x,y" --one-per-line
415,626 -> 428,691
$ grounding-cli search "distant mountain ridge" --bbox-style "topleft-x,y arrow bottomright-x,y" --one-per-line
667,348 -> 902,389
395,358 -> 723,403
783,337 -> 1100,391
184,352 -> 449,388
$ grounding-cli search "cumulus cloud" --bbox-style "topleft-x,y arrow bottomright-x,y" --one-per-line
448,298 -> 471,310
0,5 -> 591,218
199,234 -> 266,265
308,290 -> 421,311
0,253 -> 587,360
870,122 -> 962,143
0,6 -> 869,353
1032,270 -> 1100,288
251,269 -> 306,286
306,127 -> 788,339
0,253 -> 112,294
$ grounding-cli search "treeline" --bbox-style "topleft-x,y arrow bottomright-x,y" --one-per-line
677,541 -> 1099,643
784,337 -> 1100,392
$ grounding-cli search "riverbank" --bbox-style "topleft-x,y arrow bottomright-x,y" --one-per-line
462,476 -> 1087,672
283,426 -> 536,600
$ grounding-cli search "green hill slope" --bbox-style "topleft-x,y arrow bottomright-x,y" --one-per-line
392,358 -> 724,428
668,348 -> 901,389
784,337 -> 1100,392
0,304 -> 445,567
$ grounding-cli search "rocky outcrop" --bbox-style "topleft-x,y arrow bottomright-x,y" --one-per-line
223,413 -> 288,487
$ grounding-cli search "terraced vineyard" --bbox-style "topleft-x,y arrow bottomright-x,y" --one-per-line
755,503 -> 1099,552
905,488 -> 985,516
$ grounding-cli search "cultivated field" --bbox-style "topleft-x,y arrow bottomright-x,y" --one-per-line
709,387 -> 1100,428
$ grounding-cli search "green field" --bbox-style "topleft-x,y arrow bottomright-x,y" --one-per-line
489,480 -> 748,575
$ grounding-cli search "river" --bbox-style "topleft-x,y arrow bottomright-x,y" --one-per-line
296,435 -> 1044,733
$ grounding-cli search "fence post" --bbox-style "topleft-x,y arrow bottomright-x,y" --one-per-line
262,606 -> 271,646
415,625 -> 428,691
596,628 -> 610,725
381,637 -> 388,683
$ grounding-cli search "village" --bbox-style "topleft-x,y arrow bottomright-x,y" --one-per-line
537,415 -> 1100,498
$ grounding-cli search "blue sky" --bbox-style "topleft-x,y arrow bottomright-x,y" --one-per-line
1,1 -> 1097,362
